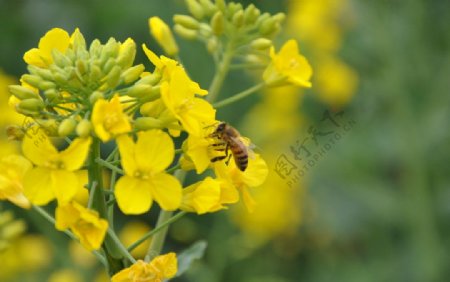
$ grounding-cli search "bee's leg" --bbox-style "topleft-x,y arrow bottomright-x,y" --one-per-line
210,143 -> 229,162
225,154 -> 232,165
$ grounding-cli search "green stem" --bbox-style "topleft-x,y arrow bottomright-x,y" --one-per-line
144,170 -> 187,262
32,205 -> 107,266
207,41 -> 235,103
128,211 -> 187,253
95,158 -> 124,175
107,228 -> 136,263
89,138 -> 124,274
213,83 -> 265,108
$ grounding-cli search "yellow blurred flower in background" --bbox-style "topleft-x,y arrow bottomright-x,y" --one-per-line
119,221 -> 152,259
0,154 -> 31,208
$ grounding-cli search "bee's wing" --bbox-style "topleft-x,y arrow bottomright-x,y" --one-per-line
240,137 -> 257,159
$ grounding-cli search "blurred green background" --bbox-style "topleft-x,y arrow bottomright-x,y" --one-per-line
1,0 -> 449,281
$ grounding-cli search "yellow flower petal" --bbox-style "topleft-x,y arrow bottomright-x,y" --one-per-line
181,177 -> 221,214
91,96 -> 131,142
116,134 -> 138,176
150,173 -> 182,211
186,134 -> 211,174
0,155 -> 32,208
23,167 -> 54,205
149,252 -> 178,279
55,202 -> 80,230
22,128 -> 58,166
51,170 -> 79,204
59,137 -> 92,171
142,44 -> 163,69
23,28 -> 71,67
115,176 -> 153,215
135,130 -> 174,172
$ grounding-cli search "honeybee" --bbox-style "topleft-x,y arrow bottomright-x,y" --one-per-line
209,122 -> 250,171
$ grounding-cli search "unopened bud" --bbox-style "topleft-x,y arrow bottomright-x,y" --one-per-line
58,118 -> 77,137
174,15 -> 200,30
127,84 -> 153,98
215,0 -> 226,11
122,64 -> 145,84
250,38 -> 272,50
90,91 -> 104,104
8,85 -> 39,100
134,117 -> 164,130
18,98 -> 44,112
89,65 -> 103,83
232,10 -> 245,28
106,66 -> 122,88
244,4 -> 258,25
186,0 -> 205,20
21,74 -> 43,89
39,81 -> 56,90
72,28 -> 87,52
211,11 -> 224,35
149,17 -> 179,56
76,120 -> 92,137
103,58 -> 116,74
52,50 -> 72,67
137,73 -> 162,86
44,89 -> 58,101
89,39 -> 102,57
116,38 -> 136,69
259,17 -> 277,36
28,65 -> 53,81
174,24 -> 198,40
199,0 -> 217,16
272,13 -> 286,23
207,37 -> 219,53
76,59 -> 87,76
227,2 -> 242,15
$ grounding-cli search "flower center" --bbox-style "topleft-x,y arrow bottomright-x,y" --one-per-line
46,160 -> 65,170
134,170 -> 150,180
103,113 -> 120,130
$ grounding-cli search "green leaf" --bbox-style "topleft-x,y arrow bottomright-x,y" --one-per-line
175,240 -> 208,277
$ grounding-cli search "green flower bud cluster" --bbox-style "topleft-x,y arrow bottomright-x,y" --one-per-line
8,29 -> 163,138
174,0 -> 285,54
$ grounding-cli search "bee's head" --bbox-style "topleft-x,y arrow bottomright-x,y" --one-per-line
216,122 -> 226,132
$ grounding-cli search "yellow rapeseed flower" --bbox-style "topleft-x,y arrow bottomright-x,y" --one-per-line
22,130 -> 91,205
55,201 -> 108,251
0,155 -> 32,209
149,16 -> 179,56
23,28 -> 71,68
263,39 -> 313,88
91,95 -> 132,142
111,253 -> 177,282
214,154 -> 268,212
115,130 -> 182,214
161,67 -> 215,136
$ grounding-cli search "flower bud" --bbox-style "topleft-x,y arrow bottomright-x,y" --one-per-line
122,64 -> 145,84
207,37 -> 219,53
227,2 -> 242,15
173,15 -> 200,30
76,59 -> 87,76
52,49 -> 72,67
39,81 -> 56,90
199,0 -> 217,16
272,12 -> 286,23
211,11 -> 224,35
44,89 -> 59,101
106,66 -> 122,88
174,24 -> 198,40
186,0 -> 205,20
89,91 -> 104,104
89,39 -> 102,57
259,17 -> 277,36
250,38 -> 272,50
72,28 -> 87,52
89,65 -> 103,83
116,38 -> 136,69
127,84 -> 153,98
134,117 -> 164,130
76,120 -> 92,137
136,73 -> 161,86
18,98 -> 45,112
215,0 -> 226,10
28,65 -> 54,80
232,10 -> 245,28
8,85 -> 39,100
103,58 -> 116,74
21,74 -> 43,89
58,118 -> 77,137
244,4 -> 259,25
149,17 -> 179,56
